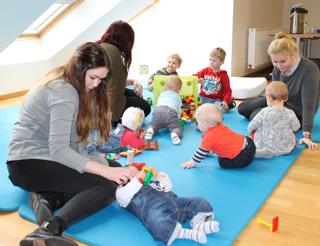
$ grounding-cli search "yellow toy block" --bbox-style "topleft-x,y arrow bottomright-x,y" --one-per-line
153,76 -> 198,109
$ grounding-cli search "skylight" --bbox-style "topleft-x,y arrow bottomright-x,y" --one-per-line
23,1 -> 77,35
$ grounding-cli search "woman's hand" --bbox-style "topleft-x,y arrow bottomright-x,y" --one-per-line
84,160 -> 135,185
299,138 -> 318,151
132,79 -> 143,98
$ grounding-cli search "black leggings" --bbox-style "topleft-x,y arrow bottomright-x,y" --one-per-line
124,88 -> 151,117
7,159 -> 121,230
238,96 -> 302,126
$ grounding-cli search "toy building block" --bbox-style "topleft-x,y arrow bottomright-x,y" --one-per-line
146,97 -> 153,105
137,128 -> 145,138
153,76 -> 198,109
140,140 -> 159,151
142,166 -> 156,177
257,216 -> 279,232
132,162 -> 146,170
102,153 -> 119,160
138,170 -> 153,186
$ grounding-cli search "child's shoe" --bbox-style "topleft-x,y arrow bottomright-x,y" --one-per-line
228,99 -> 236,110
171,133 -> 181,145
145,128 -> 154,140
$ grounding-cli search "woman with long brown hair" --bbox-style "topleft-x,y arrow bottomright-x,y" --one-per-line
7,42 -> 134,246
96,20 -> 151,126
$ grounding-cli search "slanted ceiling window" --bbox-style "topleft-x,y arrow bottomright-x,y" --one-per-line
19,0 -> 79,39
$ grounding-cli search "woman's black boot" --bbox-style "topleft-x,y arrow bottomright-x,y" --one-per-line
29,192 -> 66,225
20,217 -> 77,246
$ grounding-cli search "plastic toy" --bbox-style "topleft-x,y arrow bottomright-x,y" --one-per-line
132,162 -> 146,170
142,166 -> 156,176
102,153 -> 119,160
146,97 -> 153,105
139,65 -> 149,74
257,216 -> 279,232
119,149 -> 142,157
148,84 -> 154,92
137,128 -> 145,138
139,170 -> 153,186
153,76 -> 198,109
140,140 -> 159,151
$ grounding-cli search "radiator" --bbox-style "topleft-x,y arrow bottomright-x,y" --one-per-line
247,28 -> 282,69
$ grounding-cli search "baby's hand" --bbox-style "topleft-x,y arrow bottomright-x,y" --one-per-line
147,79 -> 153,85
220,101 -> 229,110
299,138 -> 318,151
136,170 -> 146,180
147,166 -> 165,179
198,78 -> 205,84
139,130 -> 146,139
180,161 -> 195,170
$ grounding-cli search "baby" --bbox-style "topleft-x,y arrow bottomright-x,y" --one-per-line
181,103 -> 256,170
116,165 -> 220,245
87,107 -> 146,153
248,81 -> 302,157
147,53 -> 182,91
145,76 -> 183,144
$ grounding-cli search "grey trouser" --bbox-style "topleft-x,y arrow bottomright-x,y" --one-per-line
148,105 -> 183,138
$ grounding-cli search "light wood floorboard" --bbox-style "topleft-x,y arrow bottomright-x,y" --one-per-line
0,95 -> 319,246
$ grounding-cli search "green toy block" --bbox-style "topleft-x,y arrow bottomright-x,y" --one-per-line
143,170 -> 153,186
153,76 -> 198,110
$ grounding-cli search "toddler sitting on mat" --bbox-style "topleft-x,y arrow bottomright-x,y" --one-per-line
87,107 -> 146,153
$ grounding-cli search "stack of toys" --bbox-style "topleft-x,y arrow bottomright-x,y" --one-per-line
180,94 -> 201,126
132,162 -> 156,185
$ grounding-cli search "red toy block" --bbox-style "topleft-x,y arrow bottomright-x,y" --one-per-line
132,162 -> 146,170
272,216 -> 279,232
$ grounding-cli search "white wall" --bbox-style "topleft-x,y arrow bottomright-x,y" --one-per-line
231,0 -> 284,76
130,0 -> 234,76
283,0 -> 320,58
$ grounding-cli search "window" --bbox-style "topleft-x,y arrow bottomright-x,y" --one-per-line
19,0 -> 80,39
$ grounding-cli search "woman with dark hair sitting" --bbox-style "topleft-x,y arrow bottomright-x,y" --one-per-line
96,20 -> 151,126
7,42 -> 134,246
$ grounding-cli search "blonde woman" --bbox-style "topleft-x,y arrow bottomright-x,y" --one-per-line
238,32 -> 319,150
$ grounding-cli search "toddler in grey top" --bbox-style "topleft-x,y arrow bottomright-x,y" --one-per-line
248,81 -> 300,157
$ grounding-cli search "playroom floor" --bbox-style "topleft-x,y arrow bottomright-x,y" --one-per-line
1,70 -> 320,245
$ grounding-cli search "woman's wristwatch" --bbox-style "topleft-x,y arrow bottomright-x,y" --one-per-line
303,133 -> 312,140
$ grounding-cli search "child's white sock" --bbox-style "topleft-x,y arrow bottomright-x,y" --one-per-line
145,128 -> 154,140
171,132 -> 181,145
177,228 -> 207,244
193,221 -> 220,234
255,149 -> 273,159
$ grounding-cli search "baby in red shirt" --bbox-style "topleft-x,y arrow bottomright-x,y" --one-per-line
181,104 -> 256,169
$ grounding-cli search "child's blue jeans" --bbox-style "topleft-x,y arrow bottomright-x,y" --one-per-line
201,97 -> 227,114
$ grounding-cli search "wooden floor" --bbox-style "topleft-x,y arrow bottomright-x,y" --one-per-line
1,86 -> 320,246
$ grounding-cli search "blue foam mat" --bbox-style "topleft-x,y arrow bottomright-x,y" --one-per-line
0,105 -> 28,211
2,89 -> 319,245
